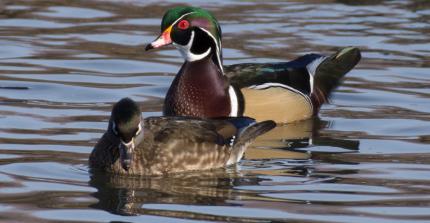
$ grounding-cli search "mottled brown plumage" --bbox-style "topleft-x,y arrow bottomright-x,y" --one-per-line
89,98 -> 275,176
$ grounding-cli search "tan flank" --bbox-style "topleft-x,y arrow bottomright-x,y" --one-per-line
242,87 -> 313,123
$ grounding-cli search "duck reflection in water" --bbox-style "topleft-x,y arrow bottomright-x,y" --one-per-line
245,117 -> 359,161
89,168 -> 260,216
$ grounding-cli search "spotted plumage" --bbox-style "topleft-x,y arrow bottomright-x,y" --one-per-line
163,55 -> 231,117
146,6 -> 361,123
89,98 -> 275,176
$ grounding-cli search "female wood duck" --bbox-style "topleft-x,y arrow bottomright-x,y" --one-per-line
145,6 -> 361,123
89,98 -> 275,176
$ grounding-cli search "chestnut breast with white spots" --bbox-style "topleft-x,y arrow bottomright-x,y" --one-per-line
164,56 -> 231,118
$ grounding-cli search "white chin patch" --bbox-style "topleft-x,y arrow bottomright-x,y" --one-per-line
173,30 -> 211,62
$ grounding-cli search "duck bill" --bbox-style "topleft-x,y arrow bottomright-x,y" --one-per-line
145,25 -> 173,51
119,140 -> 135,171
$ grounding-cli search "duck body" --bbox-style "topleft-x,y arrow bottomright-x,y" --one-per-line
146,6 -> 361,123
224,49 -> 360,123
90,98 -> 275,176
163,47 -> 360,123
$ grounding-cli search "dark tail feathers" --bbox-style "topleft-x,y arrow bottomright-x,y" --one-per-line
234,120 -> 276,147
312,47 -> 361,112
224,120 -> 274,165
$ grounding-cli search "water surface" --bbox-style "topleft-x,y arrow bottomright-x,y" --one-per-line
1,0 -> 430,222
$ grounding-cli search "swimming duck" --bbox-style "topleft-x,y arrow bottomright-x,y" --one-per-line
145,6 -> 361,123
89,98 -> 275,176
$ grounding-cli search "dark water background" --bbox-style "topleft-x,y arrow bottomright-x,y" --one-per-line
1,0 -> 430,222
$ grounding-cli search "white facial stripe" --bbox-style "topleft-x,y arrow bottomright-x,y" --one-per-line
228,86 -> 238,116
198,27 -> 223,72
168,11 -> 196,60
173,30 -> 211,61
171,12 -> 195,28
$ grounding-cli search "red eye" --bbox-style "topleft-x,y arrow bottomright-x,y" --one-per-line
177,20 -> 190,30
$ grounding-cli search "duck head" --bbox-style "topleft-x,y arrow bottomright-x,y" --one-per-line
146,6 -> 223,70
110,98 -> 144,171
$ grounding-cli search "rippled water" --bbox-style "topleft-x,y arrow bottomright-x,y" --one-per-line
1,0 -> 430,222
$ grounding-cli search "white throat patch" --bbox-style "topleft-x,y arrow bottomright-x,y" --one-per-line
173,30 -> 211,62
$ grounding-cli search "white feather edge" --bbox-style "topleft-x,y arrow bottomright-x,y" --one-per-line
228,86 -> 238,117
170,12 -> 195,29
198,27 -> 223,73
305,56 -> 327,93
226,143 -> 247,165
248,82 -> 313,111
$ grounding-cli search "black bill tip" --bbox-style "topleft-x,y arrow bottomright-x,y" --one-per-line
145,44 -> 154,51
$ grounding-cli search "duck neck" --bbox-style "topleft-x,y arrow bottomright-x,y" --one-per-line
164,54 -> 231,118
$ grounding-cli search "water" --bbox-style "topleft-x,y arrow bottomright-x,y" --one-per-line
1,0 -> 430,222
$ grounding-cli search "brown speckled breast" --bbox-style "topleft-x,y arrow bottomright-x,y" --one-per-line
163,56 -> 231,118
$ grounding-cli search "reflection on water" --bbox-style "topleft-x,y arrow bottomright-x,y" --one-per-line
1,0 -> 430,222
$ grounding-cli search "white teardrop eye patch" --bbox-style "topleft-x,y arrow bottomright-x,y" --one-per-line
177,20 -> 190,30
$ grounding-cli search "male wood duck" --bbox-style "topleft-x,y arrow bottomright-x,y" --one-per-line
145,6 -> 361,123
89,98 -> 275,176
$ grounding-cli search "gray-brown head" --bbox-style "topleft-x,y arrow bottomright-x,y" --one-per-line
110,98 -> 144,171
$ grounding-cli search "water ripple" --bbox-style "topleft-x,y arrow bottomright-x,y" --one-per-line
1,0 -> 430,222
